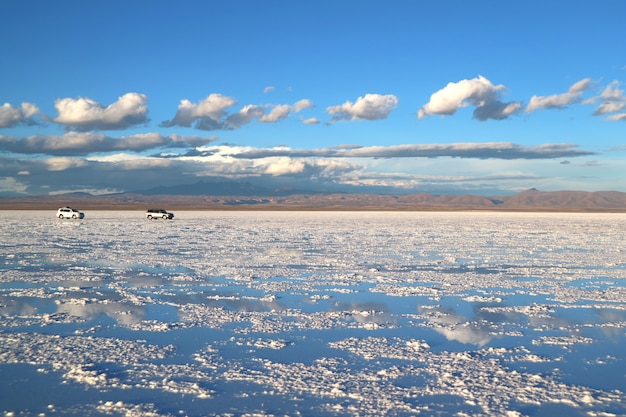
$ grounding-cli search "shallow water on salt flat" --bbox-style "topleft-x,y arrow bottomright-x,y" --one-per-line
1,210 -> 625,416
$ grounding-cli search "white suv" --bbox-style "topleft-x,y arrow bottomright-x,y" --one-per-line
57,207 -> 84,219
145,208 -> 174,220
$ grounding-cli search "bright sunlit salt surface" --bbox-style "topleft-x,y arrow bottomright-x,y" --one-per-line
1,211 -> 625,416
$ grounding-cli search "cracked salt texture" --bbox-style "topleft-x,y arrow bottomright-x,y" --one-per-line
1,211 -> 625,416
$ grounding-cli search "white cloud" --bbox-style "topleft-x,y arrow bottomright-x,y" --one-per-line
605,113 -> 626,121
89,154 -> 174,170
258,156 -> 358,178
595,101 -> 625,115
262,157 -> 307,175
327,94 -> 398,122
44,157 -> 88,171
261,100 -> 314,123
526,78 -> 592,112
0,102 -> 41,128
263,86 -> 276,94
417,75 -> 522,121
473,101 -> 522,121
293,99 -> 314,112
224,105 -> 265,129
569,78 -> 592,93
86,153 -> 147,163
161,94 -> 237,129
592,81 -> 626,119
302,117 -> 320,125
53,93 -> 149,130
162,95 -> 312,129
260,104 -> 291,123
600,80 -> 624,101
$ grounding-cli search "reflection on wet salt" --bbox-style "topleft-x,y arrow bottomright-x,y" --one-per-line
419,305 -> 495,347
0,295 -> 37,316
1,211 -> 625,416
56,299 -> 147,326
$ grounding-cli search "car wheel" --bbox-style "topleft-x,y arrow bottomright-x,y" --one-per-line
59,214 -> 64,219
163,215 -> 168,219
72,214 -> 77,219
147,215 -> 153,220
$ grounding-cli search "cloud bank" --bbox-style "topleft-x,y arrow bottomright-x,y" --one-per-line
1,75 -> 622,196
0,139 -> 605,197
226,142 -> 595,160
0,132 -> 217,156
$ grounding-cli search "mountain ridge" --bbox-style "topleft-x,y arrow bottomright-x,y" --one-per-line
1,189 -> 626,211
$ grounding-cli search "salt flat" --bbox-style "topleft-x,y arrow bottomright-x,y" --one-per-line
1,211 -> 625,416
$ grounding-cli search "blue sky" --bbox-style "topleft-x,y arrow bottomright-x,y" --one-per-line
1,0 -> 625,197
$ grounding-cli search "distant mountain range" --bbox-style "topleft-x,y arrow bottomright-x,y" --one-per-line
1,185 -> 626,211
